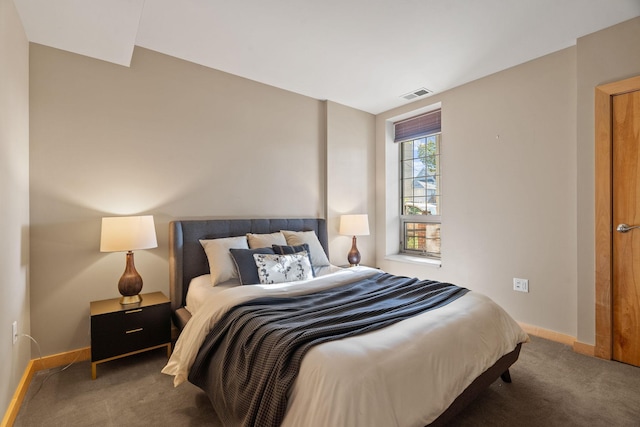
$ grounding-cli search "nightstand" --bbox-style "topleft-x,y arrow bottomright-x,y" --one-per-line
90,291 -> 171,379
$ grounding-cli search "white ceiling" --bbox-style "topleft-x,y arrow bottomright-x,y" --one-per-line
13,0 -> 640,114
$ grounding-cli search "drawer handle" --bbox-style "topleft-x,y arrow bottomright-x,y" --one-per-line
125,309 -> 143,314
126,328 -> 143,334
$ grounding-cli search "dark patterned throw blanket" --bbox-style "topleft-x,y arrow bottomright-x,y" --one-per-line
188,272 -> 469,427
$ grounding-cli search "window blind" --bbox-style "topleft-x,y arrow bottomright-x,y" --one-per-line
394,110 -> 441,143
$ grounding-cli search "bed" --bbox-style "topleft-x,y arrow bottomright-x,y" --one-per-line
162,218 -> 528,427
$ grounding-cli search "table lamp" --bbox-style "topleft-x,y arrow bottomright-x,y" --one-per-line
100,215 -> 158,305
339,214 -> 370,266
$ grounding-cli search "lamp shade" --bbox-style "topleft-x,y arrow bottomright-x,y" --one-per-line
100,215 -> 158,252
339,214 -> 370,236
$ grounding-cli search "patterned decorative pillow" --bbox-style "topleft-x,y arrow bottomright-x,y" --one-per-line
253,252 -> 314,284
272,243 -> 315,276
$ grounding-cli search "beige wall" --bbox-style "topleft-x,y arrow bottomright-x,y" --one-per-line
376,17 -> 640,343
0,0 -> 30,417
29,45 -> 374,356
575,17 -> 640,344
326,101 -> 376,266
376,47 -> 578,336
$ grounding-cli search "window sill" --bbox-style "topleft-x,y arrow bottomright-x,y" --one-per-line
384,254 -> 441,268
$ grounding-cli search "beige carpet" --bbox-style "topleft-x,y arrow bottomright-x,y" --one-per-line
14,336 -> 640,426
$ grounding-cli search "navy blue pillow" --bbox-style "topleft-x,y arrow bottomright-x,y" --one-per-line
229,247 -> 276,285
272,244 -> 315,276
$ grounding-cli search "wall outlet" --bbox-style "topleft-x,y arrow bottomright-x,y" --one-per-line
513,278 -> 529,293
12,321 -> 18,344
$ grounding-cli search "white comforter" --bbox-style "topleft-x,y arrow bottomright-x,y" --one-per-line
162,267 -> 528,427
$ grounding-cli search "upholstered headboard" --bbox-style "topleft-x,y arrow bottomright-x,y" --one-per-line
169,218 -> 328,328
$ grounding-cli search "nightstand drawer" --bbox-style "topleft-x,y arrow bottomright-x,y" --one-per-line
91,303 -> 170,361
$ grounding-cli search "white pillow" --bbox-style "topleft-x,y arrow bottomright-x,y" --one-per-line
253,252 -> 314,284
246,232 -> 287,248
281,230 -> 330,267
199,236 -> 249,286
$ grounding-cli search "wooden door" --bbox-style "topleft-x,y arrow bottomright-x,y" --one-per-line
612,89 -> 640,366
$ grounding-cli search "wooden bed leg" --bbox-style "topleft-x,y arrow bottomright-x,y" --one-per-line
500,369 -> 512,383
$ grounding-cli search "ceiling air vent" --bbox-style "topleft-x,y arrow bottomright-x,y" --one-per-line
401,87 -> 432,100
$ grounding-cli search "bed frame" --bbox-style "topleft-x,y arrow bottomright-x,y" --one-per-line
168,217 -> 521,426
169,218 -> 329,330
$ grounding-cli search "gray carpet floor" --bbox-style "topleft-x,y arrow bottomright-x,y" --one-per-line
13,336 -> 640,426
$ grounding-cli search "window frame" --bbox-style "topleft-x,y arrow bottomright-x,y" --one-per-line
396,113 -> 442,260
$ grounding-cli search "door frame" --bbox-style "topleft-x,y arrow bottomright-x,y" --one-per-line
595,75 -> 640,359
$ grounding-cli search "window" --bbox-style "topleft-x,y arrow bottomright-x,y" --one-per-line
395,110 -> 441,259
